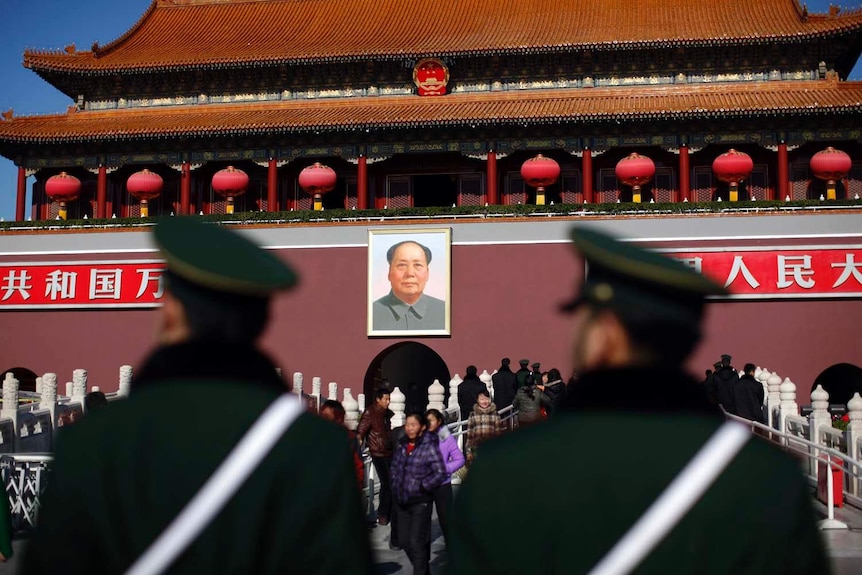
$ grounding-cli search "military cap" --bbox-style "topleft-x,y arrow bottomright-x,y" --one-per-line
532,363 -> 541,370
519,359 -> 530,366
721,354 -> 732,363
153,217 -> 297,297
561,226 -> 727,328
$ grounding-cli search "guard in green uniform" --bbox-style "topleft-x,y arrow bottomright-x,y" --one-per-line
23,218 -> 373,574
449,226 -> 828,574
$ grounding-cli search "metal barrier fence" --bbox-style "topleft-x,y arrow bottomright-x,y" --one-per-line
724,411 -> 857,530
1,453 -> 52,534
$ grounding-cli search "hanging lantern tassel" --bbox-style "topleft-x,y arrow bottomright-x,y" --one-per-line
141,199 -> 150,218
58,201 -> 68,220
729,181 -> 739,203
314,193 -> 323,211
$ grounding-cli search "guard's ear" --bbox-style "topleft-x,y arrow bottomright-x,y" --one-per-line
157,290 -> 190,345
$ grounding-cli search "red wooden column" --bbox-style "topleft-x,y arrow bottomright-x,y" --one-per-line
96,165 -> 107,218
15,167 -> 26,221
776,142 -> 788,201
582,148 -> 593,203
486,151 -> 498,205
357,155 -> 368,209
679,144 -> 691,202
180,161 -> 191,215
267,158 -> 278,212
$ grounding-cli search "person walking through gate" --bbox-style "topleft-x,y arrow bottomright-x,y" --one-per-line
391,412 -> 448,575
23,217 -> 372,574
425,408 -> 465,542
357,387 -> 395,526
449,226 -> 827,574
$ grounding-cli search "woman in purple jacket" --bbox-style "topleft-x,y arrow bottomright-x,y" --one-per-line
426,408 -> 465,541
391,412 -> 449,575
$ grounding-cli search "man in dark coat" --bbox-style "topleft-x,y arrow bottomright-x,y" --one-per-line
491,358 -> 518,409
733,363 -> 766,423
714,354 -> 740,414
449,226 -> 827,575
23,217 -> 373,574
457,365 -> 486,420
514,359 -> 531,389
357,388 -> 394,525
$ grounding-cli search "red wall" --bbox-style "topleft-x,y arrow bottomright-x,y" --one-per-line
1,242 -> 860,399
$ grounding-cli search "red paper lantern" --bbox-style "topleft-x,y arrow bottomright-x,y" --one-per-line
712,149 -> 754,184
615,153 -> 656,188
45,172 -> 81,203
45,172 -> 81,220
212,166 -> 249,214
212,166 -> 249,197
127,169 -> 163,201
520,154 -> 560,205
811,147 -> 852,200
810,147 -> 852,182
298,162 -> 337,210
127,169 -> 164,217
520,154 -> 561,188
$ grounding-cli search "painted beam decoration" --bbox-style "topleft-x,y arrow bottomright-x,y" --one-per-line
0,260 -> 164,309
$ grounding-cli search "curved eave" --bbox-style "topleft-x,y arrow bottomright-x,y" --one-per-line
23,29 -> 862,76
2,81 -> 862,146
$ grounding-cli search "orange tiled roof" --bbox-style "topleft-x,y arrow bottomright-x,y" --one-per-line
2,80 -> 861,144
23,0 -> 862,73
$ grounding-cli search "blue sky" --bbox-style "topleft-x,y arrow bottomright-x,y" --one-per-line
0,0 -> 860,220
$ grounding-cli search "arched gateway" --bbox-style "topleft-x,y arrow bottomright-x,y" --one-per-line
363,343 -> 451,415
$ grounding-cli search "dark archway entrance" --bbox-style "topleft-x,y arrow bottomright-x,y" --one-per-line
1,367 -> 38,393
811,363 -> 862,406
364,342 -> 451,415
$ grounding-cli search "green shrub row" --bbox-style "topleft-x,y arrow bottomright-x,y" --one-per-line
2,199 -> 860,231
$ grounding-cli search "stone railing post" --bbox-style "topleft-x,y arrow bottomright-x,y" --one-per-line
310,378 -> 322,413
2,373 -> 20,444
480,370 -> 493,400
35,377 -> 42,395
72,369 -> 88,409
358,393 -> 366,414
427,379 -> 445,412
343,389 -> 359,430
757,368 -> 770,413
328,381 -> 338,402
39,373 -> 58,432
65,382 -> 73,398
809,384 -> 832,477
846,393 -> 862,495
778,377 -> 798,444
766,371 -> 782,429
118,365 -> 133,397
448,374 -> 462,414
293,372 -> 303,396
390,386 -> 406,428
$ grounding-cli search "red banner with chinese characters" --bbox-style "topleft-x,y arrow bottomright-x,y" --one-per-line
665,247 -> 862,299
0,260 -> 164,309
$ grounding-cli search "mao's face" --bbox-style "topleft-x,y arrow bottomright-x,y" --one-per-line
388,242 -> 429,304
